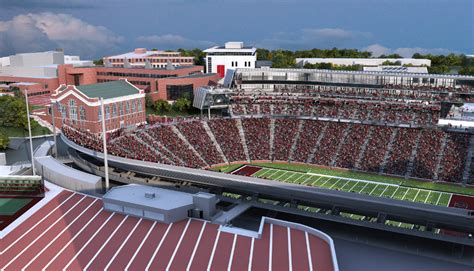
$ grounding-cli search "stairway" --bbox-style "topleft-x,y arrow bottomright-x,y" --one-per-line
433,133 -> 448,180
354,126 -> 374,170
307,122 -> 329,163
405,130 -> 423,177
235,118 -> 251,162
330,125 -> 352,167
269,119 -> 276,160
288,120 -> 304,162
132,134 -> 174,165
379,128 -> 399,173
461,135 -> 474,185
140,132 -> 185,165
202,121 -> 228,163
171,126 -> 209,167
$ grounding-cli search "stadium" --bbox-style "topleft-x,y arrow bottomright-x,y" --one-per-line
3,67 -> 474,270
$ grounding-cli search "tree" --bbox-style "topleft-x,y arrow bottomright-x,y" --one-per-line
93,59 -> 104,66
0,95 -> 29,128
145,94 -> 154,109
0,132 -> 9,150
172,97 -> 192,112
154,99 -> 171,114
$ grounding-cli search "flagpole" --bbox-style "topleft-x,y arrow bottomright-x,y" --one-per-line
25,90 -> 36,175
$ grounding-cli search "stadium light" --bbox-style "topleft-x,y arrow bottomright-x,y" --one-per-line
51,101 -> 58,158
25,90 -> 36,175
100,98 -> 110,191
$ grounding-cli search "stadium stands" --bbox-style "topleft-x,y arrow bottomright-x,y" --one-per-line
63,115 -> 472,183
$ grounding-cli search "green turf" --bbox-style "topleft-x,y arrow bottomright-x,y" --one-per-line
0,198 -> 31,215
222,162 -> 474,196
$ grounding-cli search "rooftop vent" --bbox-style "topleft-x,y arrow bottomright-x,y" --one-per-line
225,42 -> 244,49
145,192 -> 156,199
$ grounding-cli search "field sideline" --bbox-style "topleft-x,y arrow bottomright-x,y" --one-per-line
211,162 -> 474,197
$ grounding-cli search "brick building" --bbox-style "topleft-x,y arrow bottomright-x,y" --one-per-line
103,48 -> 194,68
58,65 -> 220,102
49,79 -> 146,133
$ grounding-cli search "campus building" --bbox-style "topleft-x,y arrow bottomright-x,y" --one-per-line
103,48 -> 194,68
295,58 -> 431,67
49,79 -> 146,133
204,42 -> 257,77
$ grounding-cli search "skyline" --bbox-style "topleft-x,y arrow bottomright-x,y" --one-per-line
0,0 -> 473,59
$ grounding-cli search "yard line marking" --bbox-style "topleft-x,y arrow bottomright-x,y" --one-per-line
305,232 -> 313,271
293,174 -> 306,183
269,224 -> 274,271
43,211 -> 114,271
328,179 -> 342,189
340,180 -> 353,190
413,189 -> 421,202
355,182 -> 370,193
389,186 -> 400,198
305,176 -> 319,185
226,234 -> 238,271
1,195 -> 87,269
247,238 -> 255,271
84,215 -> 129,271
63,213 -> 117,270
206,229 -> 221,271
1,192 -> 76,255
282,172 -> 296,182
166,219 -> 192,271
424,191 -> 432,204
380,185 -> 389,196
446,193 -> 453,207
400,188 -> 411,201
368,184 -> 379,195
319,177 -> 332,187
347,181 -> 359,192
267,170 -> 282,179
145,222 -> 173,271
22,199 -> 99,271
186,222 -> 207,271
105,218 -> 143,271
125,221 -> 157,271
287,227 -> 293,271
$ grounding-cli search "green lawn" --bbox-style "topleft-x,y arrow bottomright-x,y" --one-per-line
0,125 -> 51,138
221,162 -> 474,196
0,198 -> 32,215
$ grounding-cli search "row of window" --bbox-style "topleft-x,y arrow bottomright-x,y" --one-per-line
107,58 -> 192,63
59,99 -> 143,121
97,72 -> 177,79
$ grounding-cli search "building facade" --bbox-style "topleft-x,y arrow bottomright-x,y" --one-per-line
296,58 -> 431,67
103,48 -> 194,69
49,79 -> 146,133
58,65 -> 220,101
204,42 -> 257,77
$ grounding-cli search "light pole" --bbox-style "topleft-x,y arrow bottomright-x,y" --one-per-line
100,98 -> 110,191
51,101 -> 58,158
25,90 -> 36,175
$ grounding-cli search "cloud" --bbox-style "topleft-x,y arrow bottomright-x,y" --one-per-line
0,0 -> 95,9
255,28 -> 373,50
364,43 -> 458,57
136,34 -> 216,49
0,13 -> 123,58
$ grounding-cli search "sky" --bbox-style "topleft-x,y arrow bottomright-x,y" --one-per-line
0,0 -> 472,59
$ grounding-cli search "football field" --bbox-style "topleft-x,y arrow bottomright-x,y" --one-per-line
239,166 -> 452,207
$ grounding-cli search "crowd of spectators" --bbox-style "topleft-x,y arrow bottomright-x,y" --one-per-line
241,118 -> 271,161
176,120 -> 225,166
207,118 -> 247,162
273,119 -> 299,161
63,116 -> 471,183
230,95 -> 441,126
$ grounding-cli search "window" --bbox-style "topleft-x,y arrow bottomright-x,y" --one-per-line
69,99 -> 77,121
166,84 -> 193,100
79,106 -> 86,121
131,100 -> 136,113
98,107 -> 102,121
105,105 -> 110,119
138,100 -> 143,112
126,101 -> 130,114
112,103 -> 117,118
119,102 -> 123,116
